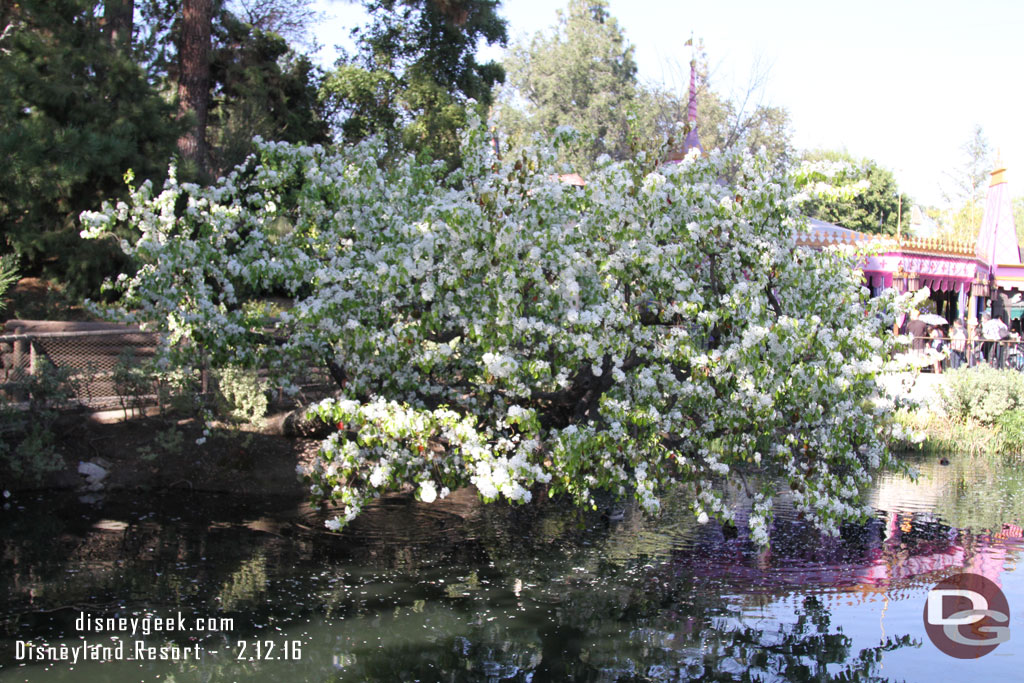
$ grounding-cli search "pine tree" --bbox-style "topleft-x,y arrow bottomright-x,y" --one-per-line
0,0 -> 181,294
177,0 -> 213,176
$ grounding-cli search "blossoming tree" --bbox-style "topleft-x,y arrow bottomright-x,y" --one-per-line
81,116 -> 905,544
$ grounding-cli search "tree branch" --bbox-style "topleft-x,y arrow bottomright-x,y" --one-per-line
766,279 -> 782,318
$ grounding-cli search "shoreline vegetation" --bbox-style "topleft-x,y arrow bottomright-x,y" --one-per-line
3,351 -> 1024,499
5,365 -> 1024,495
892,366 -> 1024,458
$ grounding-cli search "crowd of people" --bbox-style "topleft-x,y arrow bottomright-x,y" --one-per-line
902,309 -> 1022,373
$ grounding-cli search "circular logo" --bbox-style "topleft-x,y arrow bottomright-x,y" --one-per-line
923,572 -> 1010,658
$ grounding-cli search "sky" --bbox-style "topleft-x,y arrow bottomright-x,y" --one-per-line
310,0 -> 1024,208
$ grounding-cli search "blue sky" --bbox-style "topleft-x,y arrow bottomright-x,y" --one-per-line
311,0 -> 1024,208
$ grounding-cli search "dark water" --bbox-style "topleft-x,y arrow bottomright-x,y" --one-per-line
2,453 -> 1024,682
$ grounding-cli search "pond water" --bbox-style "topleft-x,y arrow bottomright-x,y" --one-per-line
3,452 -> 1024,682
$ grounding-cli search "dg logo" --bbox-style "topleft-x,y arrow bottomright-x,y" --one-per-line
924,572 -> 1010,658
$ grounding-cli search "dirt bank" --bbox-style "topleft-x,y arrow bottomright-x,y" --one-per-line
3,410 -> 321,497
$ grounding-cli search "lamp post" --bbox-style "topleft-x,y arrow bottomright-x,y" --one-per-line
896,192 -> 902,240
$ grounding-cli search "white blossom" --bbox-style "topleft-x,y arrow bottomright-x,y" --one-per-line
80,113 -> 906,544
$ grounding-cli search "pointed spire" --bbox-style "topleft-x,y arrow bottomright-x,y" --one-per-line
682,56 -> 703,156
991,148 -> 1006,186
664,36 -> 704,164
976,155 -> 1019,266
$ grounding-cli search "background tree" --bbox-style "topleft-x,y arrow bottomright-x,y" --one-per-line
176,0 -> 213,176
633,49 -> 791,168
206,11 -> 331,174
138,0 -> 331,176
0,0 -> 181,294
0,0 -> 332,298
103,0 -> 134,49
497,0 -> 637,175
940,125 -> 992,241
497,6 -> 792,176
800,149 -> 905,235
320,0 -> 507,169
229,0 -> 320,46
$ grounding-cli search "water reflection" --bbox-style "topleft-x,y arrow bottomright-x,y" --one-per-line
1,453 -> 1023,681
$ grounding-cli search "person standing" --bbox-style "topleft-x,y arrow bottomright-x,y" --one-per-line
949,319 -> 967,369
929,325 -> 945,374
904,310 -> 929,368
982,313 -> 1010,367
967,319 -> 980,367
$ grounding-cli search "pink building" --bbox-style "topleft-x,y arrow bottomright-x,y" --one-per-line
798,160 -> 1022,323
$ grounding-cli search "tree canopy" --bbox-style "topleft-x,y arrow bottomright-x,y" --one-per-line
800,150 -> 905,236
0,0 -> 182,294
0,0 -> 332,295
320,0 -> 508,169
82,116 -> 906,544
497,0 -> 638,174
496,2 -> 792,177
936,125 -> 993,242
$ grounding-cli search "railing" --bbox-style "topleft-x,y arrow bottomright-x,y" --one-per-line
0,324 -> 335,411
0,328 -> 159,408
909,336 -> 1024,372
795,231 -> 977,257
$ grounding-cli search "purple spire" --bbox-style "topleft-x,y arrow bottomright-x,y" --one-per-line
688,59 -> 698,123
682,58 -> 703,155
977,159 -> 1020,267
663,46 -> 704,164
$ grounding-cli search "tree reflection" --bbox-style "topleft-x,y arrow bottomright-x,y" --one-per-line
7,461 -> 1024,681
318,592 -> 918,682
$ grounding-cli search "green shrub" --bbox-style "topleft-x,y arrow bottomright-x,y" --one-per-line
4,424 -> 64,480
24,358 -> 78,411
150,367 -> 202,417
0,253 -> 18,313
0,359 -> 74,482
136,426 -> 185,461
215,366 -> 268,425
939,367 -> 1024,425
112,348 -> 153,420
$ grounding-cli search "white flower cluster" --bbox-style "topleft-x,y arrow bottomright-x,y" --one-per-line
81,113 -> 908,542
482,352 -> 518,379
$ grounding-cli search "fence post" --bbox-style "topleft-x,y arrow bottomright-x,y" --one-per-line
11,335 -> 28,401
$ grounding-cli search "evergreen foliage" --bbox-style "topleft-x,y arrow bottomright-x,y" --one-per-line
0,0 -> 181,295
0,0 -> 332,297
320,0 -> 508,169
496,2 -> 791,176
207,12 -> 331,174
0,253 -> 18,314
800,150 -> 905,235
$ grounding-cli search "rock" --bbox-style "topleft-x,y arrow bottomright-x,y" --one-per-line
264,409 -> 335,438
78,460 -> 109,491
78,461 -> 108,481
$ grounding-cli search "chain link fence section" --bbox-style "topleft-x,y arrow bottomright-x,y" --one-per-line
0,320 -> 340,412
1,322 -> 159,410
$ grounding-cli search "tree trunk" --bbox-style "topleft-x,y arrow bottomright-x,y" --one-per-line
177,0 -> 211,176
103,0 -> 134,50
